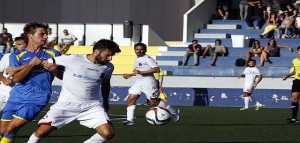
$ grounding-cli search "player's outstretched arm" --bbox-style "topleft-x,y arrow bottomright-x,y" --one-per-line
135,67 -> 160,75
42,61 -> 63,80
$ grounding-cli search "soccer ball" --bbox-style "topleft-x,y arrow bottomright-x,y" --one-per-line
145,107 -> 171,125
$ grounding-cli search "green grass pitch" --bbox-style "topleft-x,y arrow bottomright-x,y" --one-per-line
12,104 -> 300,143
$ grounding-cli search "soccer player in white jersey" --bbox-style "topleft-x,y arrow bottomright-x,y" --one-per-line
0,37 -> 27,140
239,59 -> 263,111
27,39 -> 121,143
122,43 -> 180,126
0,36 -> 27,111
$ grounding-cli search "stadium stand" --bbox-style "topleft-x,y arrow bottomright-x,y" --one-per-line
155,19 -> 295,78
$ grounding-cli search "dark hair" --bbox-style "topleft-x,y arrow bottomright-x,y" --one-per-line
297,46 -> 300,51
215,39 -> 222,44
93,39 -> 121,55
252,40 -> 260,48
248,59 -> 256,65
23,22 -> 49,43
2,28 -> 7,31
15,36 -> 25,42
267,38 -> 277,47
134,42 -> 147,52
192,40 -> 198,43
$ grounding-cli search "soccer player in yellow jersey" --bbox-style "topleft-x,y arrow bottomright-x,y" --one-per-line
283,46 -> 300,123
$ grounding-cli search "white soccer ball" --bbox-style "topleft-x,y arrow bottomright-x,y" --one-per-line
145,107 -> 171,125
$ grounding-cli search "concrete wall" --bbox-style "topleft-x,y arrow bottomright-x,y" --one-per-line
0,0 -> 194,41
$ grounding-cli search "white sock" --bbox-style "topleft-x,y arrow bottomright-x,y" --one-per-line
244,97 -> 250,108
157,101 -> 166,108
166,105 -> 177,115
127,105 -> 136,121
83,133 -> 105,143
27,133 -> 43,143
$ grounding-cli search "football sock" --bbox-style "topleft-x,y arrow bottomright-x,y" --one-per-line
166,105 -> 177,115
83,133 -> 105,143
127,105 -> 136,121
27,133 -> 43,143
158,101 -> 166,108
291,102 -> 299,119
244,96 -> 250,108
0,134 -> 16,143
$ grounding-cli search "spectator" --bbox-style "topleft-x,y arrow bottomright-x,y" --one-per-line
277,11 -> 294,38
181,40 -> 201,66
258,38 -> 293,66
0,28 -> 13,54
278,0 -> 293,11
57,29 -> 77,54
287,4 -> 298,19
45,28 -> 57,48
259,11 -> 279,38
245,40 -> 264,65
262,0 -> 274,16
239,0 -> 249,20
292,13 -> 300,38
246,0 -> 267,29
202,39 -> 228,66
217,0 -> 230,20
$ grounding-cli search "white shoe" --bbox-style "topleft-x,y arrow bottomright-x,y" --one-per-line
173,109 -> 180,122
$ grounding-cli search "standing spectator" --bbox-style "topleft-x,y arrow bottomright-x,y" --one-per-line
0,28 -> 13,54
283,46 -> 300,123
246,0 -> 267,29
239,59 -> 263,110
259,38 -> 293,66
201,39 -> 228,66
0,22 -> 61,142
217,0 -> 231,20
57,29 -> 77,54
245,40 -> 264,64
259,11 -> 279,38
122,43 -> 179,125
239,0 -> 249,20
0,36 -> 27,140
45,28 -> 57,48
27,39 -> 121,143
262,0 -> 274,16
181,40 -> 201,66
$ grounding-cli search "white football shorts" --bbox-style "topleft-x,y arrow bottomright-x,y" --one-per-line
128,78 -> 159,99
243,83 -> 254,93
0,94 -> 9,111
38,101 -> 110,129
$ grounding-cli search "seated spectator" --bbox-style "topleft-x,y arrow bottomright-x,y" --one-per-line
246,0 -> 267,29
259,38 -> 293,66
216,0 -> 230,20
278,0 -> 293,11
245,40 -> 264,65
0,28 -> 13,54
57,29 -> 78,54
293,13 -> 300,38
259,12 -> 279,38
181,40 -> 202,66
202,39 -> 228,66
277,11 -> 294,38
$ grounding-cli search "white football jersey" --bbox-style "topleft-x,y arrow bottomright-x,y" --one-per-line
49,54 -> 114,102
134,55 -> 158,79
243,67 -> 261,85
0,53 -> 14,95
